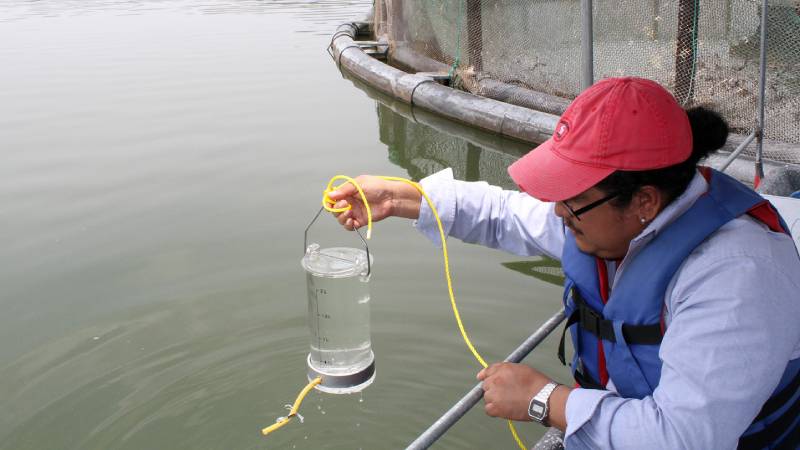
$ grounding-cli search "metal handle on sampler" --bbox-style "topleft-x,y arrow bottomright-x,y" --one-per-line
303,205 -> 371,277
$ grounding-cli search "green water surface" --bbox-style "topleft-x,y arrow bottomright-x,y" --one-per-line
0,2 -> 569,448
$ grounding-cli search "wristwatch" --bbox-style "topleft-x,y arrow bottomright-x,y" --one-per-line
528,381 -> 560,426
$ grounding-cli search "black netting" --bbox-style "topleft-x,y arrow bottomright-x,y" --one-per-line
374,0 -> 800,162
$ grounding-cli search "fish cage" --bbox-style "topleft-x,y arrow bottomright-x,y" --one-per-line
330,0 -> 800,195
328,1 -> 800,448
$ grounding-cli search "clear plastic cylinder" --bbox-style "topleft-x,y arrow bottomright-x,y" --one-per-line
301,244 -> 375,393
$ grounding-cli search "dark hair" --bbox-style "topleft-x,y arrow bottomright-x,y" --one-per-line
596,106 -> 729,208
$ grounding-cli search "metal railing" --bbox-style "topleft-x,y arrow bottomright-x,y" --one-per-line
407,309 -> 566,449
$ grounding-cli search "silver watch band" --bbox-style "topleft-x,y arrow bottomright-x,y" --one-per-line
529,381 -> 560,425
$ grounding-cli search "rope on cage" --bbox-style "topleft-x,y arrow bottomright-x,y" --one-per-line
448,0 -> 466,85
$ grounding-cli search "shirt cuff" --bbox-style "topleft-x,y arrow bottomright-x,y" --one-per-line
564,388 -> 616,441
413,168 -> 457,247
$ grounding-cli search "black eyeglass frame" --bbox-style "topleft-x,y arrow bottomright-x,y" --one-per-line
561,192 -> 619,221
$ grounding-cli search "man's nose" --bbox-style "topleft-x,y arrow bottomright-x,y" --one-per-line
553,201 -> 568,219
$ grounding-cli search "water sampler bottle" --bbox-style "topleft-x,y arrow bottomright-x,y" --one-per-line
301,209 -> 375,394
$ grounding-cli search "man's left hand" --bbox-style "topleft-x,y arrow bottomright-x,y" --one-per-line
476,362 -> 553,421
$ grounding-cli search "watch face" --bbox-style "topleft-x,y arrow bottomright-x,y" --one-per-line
529,400 -> 545,419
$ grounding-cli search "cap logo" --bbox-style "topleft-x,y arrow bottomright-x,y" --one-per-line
554,120 -> 569,141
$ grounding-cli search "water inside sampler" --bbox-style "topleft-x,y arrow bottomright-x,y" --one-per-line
303,247 -> 373,375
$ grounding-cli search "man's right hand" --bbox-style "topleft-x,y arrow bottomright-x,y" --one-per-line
326,175 -> 422,231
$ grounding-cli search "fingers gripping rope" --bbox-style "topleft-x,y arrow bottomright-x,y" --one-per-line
322,175 -> 374,239
265,175 -> 526,450
322,176 -> 487,365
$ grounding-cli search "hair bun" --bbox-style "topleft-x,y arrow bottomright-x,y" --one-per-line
686,106 -> 729,163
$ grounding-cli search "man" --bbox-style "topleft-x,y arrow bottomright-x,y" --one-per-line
328,77 -> 800,448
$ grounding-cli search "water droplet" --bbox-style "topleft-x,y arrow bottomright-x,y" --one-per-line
92,336 -> 100,340
321,410 -> 326,415
356,423 -> 360,427
276,416 -> 287,423
317,405 -> 322,410
304,436 -> 308,440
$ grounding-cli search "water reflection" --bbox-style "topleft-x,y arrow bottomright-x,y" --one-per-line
378,101 -> 526,186
347,73 -> 534,187
350,76 -> 566,287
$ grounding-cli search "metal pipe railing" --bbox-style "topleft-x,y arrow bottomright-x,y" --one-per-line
754,0 -> 769,186
407,309 -> 567,450
718,131 -> 757,173
580,0 -> 594,90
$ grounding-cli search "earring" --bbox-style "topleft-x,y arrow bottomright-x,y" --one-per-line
640,217 -> 647,224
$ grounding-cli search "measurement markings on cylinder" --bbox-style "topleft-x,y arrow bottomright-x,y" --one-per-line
314,287 -> 332,364
316,288 -> 332,320
313,286 -> 323,364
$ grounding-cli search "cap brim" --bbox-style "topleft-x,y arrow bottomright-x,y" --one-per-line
507,139 -> 615,202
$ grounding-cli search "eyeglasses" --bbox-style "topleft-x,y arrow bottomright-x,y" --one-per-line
561,193 -> 618,221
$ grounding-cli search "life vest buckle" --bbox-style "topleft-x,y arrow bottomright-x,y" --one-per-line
579,305 -> 602,337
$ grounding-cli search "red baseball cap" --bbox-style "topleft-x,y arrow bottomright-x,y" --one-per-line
508,77 -> 692,202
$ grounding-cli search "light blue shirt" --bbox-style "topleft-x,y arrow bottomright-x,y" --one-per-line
414,168 -> 800,449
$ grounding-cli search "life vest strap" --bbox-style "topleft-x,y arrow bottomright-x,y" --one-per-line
558,290 -> 664,366
555,314 -> 607,390
737,366 -> 800,449
754,366 -> 800,423
573,362 -> 606,391
738,389 -> 800,449
557,308 -> 579,366
558,290 -> 665,390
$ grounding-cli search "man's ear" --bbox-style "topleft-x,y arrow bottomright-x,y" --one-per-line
634,185 -> 664,222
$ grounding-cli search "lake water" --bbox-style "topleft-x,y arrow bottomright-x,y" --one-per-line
0,2 -> 569,448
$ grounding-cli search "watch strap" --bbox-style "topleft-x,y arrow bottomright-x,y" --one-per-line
529,381 -> 560,425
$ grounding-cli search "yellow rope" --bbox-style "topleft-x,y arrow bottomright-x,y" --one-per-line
262,377 -> 322,436
264,176 -> 526,449
322,175 -> 527,450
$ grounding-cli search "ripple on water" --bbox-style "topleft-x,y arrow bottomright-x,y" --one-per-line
0,289 -> 310,449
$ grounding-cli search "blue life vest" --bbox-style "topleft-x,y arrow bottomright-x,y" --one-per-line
558,168 -> 800,449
